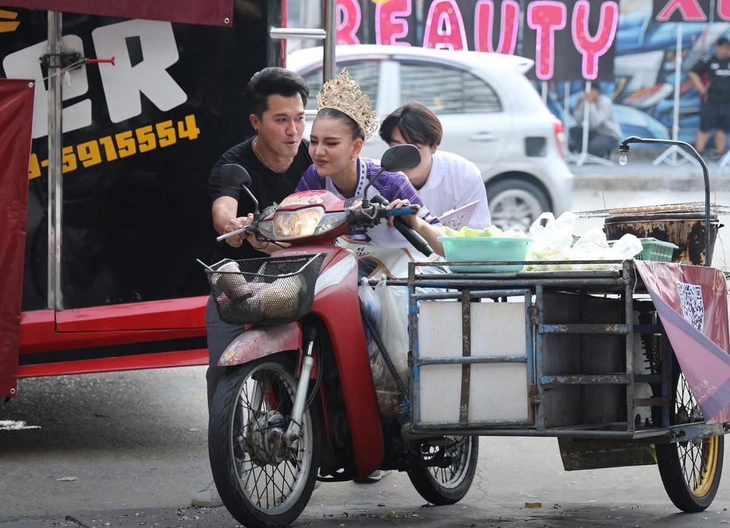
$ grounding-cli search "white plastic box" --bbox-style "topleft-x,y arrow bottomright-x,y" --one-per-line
416,301 -> 530,424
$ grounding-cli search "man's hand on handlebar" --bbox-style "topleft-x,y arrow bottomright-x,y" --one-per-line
223,213 -> 254,248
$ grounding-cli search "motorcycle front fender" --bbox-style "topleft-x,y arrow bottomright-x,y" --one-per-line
218,322 -> 302,367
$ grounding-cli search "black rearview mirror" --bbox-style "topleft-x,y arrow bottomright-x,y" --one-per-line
220,163 -> 260,219
362,145 -> 422,202
220,163 -> 252,189
380,144 -> 421,172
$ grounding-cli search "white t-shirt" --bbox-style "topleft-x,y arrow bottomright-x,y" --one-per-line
417,150 -> 491,229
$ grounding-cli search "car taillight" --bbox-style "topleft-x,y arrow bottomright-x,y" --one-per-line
553,120 -> 567,158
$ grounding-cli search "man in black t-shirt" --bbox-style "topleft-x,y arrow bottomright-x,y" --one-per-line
193,67 -> 312,508
690,37 -> 730,156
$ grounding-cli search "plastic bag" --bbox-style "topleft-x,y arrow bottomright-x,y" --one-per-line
358,277 -> 409,416
525,212 -> 643,271
525,212 -> 576,270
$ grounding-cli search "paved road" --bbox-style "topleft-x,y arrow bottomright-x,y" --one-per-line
3,187 -> 730,527
2,365 -> 730,527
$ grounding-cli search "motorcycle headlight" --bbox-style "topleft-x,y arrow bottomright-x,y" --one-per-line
273,207 -> 325,239
260,207 -> 348,241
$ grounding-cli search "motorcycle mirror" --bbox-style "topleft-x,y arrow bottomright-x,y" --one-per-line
220,163 -> 252,189
362,145 -> 422,203
219,163 -> 260,219
380,144 -> 421,172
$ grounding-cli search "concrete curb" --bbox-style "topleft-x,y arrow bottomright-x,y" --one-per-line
571,162 -> 730,192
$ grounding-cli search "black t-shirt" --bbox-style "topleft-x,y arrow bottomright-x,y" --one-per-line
208,138 -> 312,259
691,55 -> 730,103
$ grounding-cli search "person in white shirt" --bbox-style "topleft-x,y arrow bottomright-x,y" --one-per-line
378,102 -> 491,229
569,84 -> 622,159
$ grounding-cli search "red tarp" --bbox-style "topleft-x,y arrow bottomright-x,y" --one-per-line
0,79 -> 34,398
635,261 -> 730,424
0,0 -> 234,27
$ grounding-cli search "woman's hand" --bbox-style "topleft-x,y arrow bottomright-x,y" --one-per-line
387,199 -> 421,229
223,213 -> 254,248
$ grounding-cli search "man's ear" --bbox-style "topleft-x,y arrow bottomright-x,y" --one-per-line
249,113 -> 261,132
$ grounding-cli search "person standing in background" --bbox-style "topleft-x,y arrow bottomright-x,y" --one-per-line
689,36 -> 730,157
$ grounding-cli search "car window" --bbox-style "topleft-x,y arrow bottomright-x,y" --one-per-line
301,61 -> 380,112
398,62 -> 502,114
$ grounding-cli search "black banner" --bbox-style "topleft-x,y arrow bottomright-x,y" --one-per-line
0,6 -> 272,310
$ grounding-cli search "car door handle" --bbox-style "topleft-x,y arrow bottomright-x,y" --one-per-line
470,132 -> 497,142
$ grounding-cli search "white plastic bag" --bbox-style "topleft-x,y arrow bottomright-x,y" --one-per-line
375,279 -> 409,382
359,277 -> 409,416
525,212 -> 576,270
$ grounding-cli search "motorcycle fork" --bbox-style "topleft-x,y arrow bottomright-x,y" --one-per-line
283,326 -> 317,446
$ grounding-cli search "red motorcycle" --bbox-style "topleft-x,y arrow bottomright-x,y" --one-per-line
205,145 -> 479,528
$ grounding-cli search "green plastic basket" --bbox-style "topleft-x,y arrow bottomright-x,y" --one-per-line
635,238 -> 678,262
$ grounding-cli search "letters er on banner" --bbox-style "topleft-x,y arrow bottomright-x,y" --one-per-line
337,0 -> 619,82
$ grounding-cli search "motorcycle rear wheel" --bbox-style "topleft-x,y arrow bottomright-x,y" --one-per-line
407,436 -> 479,505
657,362 -> 724,513
209,356 -> 321,528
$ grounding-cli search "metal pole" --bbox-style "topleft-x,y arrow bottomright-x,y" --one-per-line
323,0 -> 337,83
672,24 -> 683,144
47,11 -> 63,311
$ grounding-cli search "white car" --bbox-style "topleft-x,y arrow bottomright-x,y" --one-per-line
287,45 -> 574,231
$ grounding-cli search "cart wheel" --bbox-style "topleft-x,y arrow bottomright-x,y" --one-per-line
656,360 -> 724,513
407,436 -> 478,505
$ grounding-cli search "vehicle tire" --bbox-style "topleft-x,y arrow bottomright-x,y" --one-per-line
407,436 -> 479,505
209,356 -> 321,528
656,358 -> 724,513
486,178 -> 550,232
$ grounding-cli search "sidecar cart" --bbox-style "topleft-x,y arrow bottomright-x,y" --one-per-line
404,258 -> 730,513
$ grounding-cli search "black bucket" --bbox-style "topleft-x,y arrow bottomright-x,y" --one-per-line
604,211 -> 721,266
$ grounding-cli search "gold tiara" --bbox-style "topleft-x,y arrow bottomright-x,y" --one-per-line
317,69 -> 379,139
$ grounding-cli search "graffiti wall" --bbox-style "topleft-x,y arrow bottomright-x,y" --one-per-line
329,0 -> 730,144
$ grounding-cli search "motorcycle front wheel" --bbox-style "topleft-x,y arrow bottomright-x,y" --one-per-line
407,436 -> 479,505
209,356 -> 321,528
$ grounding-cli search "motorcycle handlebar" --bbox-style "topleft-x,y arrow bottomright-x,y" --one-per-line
216,225 -> 251,243
392,217 -> 434,257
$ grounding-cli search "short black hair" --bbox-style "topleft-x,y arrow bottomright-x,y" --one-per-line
718,36 -> 730,48
245,67 -> 309,118
591,84 -> 602,94
379,102 -> 443,147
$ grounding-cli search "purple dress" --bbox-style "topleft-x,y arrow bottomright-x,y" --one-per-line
295,159 -> 439,248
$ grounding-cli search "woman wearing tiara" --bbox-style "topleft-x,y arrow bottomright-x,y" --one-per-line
295,70 -> 445,264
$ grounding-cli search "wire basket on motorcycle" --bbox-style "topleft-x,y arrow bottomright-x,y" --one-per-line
206,253 -> 325,325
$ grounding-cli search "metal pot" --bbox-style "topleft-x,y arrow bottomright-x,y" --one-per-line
603,211 -> 721,266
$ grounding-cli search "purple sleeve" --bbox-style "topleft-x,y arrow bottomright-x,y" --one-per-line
295,166 -> 323,192
379,170 -> 440,225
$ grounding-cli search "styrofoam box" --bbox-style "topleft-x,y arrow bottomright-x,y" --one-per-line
417,301 -> 530,424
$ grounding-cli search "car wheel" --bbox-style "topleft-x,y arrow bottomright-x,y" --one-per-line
486,178 -> 551,232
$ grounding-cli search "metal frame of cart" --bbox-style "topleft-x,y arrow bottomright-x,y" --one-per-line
404,259 -> 727,512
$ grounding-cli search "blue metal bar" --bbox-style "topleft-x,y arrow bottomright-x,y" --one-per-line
535,284 -> 546,432
669,422 -> 727,442
538,323 -> 629,334
524,292 -> 536,426
408,262 -> 420,422
417,355 -> 527,366
625,265 -> 636,435
540,374 -> 630,385
459,289 -> 471,425
413,289 -> 528,301
406,424 -> 672,440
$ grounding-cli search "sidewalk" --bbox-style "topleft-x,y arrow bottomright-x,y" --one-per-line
570,152 -> 730,193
